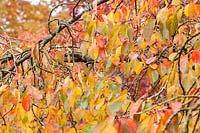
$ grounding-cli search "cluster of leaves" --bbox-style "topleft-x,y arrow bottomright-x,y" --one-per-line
0,0 -> 200,132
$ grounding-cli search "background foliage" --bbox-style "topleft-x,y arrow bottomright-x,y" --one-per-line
0,0 -> 200,132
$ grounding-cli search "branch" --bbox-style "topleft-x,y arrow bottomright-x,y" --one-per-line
39,0 -> 109,50
1,0 -> 108,78
64,52 -> 94,63
2,52 -> 31,77
135,95 -> 200,115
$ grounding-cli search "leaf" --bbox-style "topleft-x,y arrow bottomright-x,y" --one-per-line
157,7 -> 169,23
99,48 -> 106,60
159,21 -> 169,39
143,19 -> 156,42
114,118 -> 136,133
166,14 -> 178,36
182,73 -> 196,91
88,40 -> 99,60
130,99 -> 143,116
96,36 -> 105,48
111,55 -> 120,66
30,86 -> 43,100
101,124 -> 116,133
168,52 -> 177,61
146,56 -> 157,64
151,70 -> 159,83
22,93 -> 31,112
87,20 -> 96,37
184,3 -> 196,18
171,102 -> 182,112
54,50 -> 64,64
135,61 -> 143,75
82,124 -> 93,133
172,0 -> 180,5
0,85 -> 8,95
180,55 -> 188,73
150,63 -> 158,69
107,102 -> 122,115
191,50 -> 200,63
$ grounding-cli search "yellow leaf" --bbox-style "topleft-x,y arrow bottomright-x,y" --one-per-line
168,52 -> 177,61
107,11 -> 114,22
111,55 -> 120,66
69,128 -> 77,133
177,8 -> 183,22
172,0 -> 180,5
116,46 -> 121,57
184,3 -> 196,18
166,14 -> 178,36
139,40 -> 147,51
101,124 -> 116,133
0,85 -> 8,95
87,20 -> 96,37
88,39 -> 99,60
135,62 -> 143,75
74,87 -> 82,96
114,10 -> 122,22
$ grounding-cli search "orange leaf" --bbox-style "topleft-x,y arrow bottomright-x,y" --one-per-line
191,50 -> 200,63
9,60 -> 14,66
115,118 -> 136,133
112,56 -> 120,66
22,93 -> 31,112
96,36 -> 105,48
121,6 -> 128,17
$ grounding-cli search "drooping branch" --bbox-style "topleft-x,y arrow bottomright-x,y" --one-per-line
1,0 -> 109,78
39,0 -> 109,50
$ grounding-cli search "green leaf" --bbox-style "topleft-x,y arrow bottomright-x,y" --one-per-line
95,79 -> 105,91
121,24 -> 128,38
107,102 -> 122,114
152,70 -> 159,83
143,19 -> 156,42
82,124 -> 93,133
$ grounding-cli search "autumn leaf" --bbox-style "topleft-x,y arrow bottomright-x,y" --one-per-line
0,85 -> 8,95
114,118 -> 136,133
143,19 -> 156,42
166,14 -> 178,36
130,99 -> 143,116
191,50 -> 200,63
171,102 -> 182,112
184,3 -> 196,18
22,93 -> 31,112
145,56 -> 157,64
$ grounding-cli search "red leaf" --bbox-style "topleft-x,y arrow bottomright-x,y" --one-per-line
22,93 -> 31,112
115,118 -> 136,133
191,50 -> 200,63
99,48 -> 106,60
125,118 -> 137,131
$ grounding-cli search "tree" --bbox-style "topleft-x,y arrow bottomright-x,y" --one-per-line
0,0 -> 200,132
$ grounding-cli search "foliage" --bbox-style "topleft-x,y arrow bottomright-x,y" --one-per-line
0,0 -> 200,132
